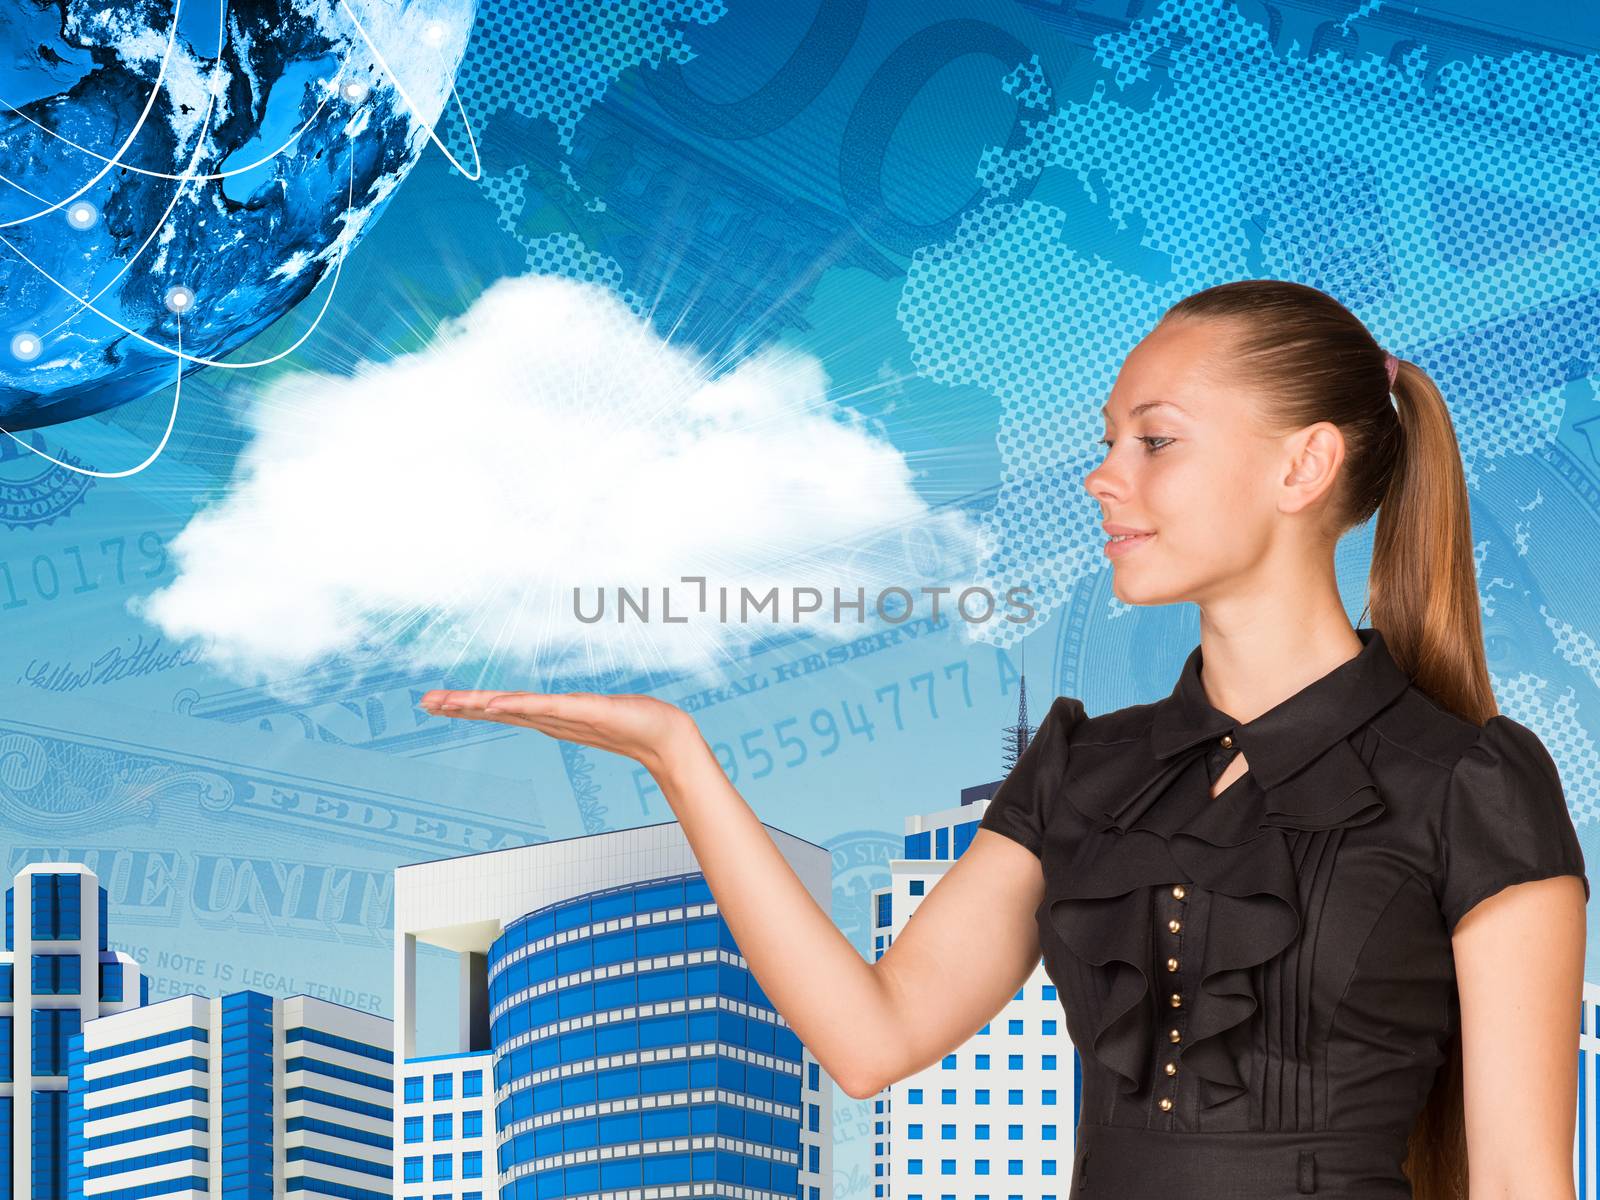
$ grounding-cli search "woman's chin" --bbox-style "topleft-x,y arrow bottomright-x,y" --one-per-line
1110,573 -> 1178,609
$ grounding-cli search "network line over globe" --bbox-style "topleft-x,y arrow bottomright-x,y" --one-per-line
0,0 -> 483,477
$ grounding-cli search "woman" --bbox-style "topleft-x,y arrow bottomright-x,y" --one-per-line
419,280 -> 1589,1198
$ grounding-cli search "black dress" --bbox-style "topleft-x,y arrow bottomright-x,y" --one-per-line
978,627 -> 1589,1199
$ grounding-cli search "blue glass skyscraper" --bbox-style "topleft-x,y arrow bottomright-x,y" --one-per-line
66,990 -> 393,1200
1,863 -> 146,1200
393,823 -> 833,1200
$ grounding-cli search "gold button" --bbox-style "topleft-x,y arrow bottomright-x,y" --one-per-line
1166,957 -> 1179,972
1164,1061 -> 1177,1076
1220,734 -> 1233,748
1158,1097 -> 1173,1111
1169,1028 -> 1181,1043
1168,918 -> 1182,933
1169,992 -> 1182,1008
1171,884 -> 1186,900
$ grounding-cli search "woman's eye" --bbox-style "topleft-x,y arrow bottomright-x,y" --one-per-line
1098,436 -> 1173,454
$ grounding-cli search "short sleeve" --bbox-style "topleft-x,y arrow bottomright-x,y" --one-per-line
977,695 -> 1086,858
1436,713 -> 1590,934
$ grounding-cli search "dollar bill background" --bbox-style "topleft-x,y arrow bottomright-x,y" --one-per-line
6,0 -> 1600,1195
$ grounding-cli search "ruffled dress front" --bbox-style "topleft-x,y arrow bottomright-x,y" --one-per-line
978,628 -> 1588,1198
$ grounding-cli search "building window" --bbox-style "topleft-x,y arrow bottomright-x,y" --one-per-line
975,1055 -> 989,1070
30,954 -> 79,996
941,1055 -> 956,1070
940,1089 -> 956,1104
910,880 -> 925,896
30,873 -> 81,941
405,1076 -> 423,1103
463,1068 -> 483,1097
940,1160 -> 955,1175
463,1150 -> 483,1179
433,1113 -> 453,1141
908,1125 -> 922,1140
1042,1125 -> 1057,1140
98,961 -> 121,1002
976,1160 -> 990,1176
908,1089 -> 922,1104
463,1110 -> 483,1138
975,1125 -> 989,1140
1042,1020 -> 1057,1035
1007,1161 -> 1022,1176
434,1073 -> 453,1102
1042,1055 -> 1057,1070
1043,1160 -> 1056,1176
940,1125 -> 955,1139
1007,1055 -> 1022,1070
432,1153 -> 452,1181
1008,1020 -> 1023,1035
1042,1090 -> 1056,1105
975,1089 -> 990,1104
404,1117 -> 423,1143
908,1161 -> 923,1176
1043,985 -> 1055,1000
29,1008 -> 78,1075
403,1157 -> 423,1184
1007,1090 -> 1022,1105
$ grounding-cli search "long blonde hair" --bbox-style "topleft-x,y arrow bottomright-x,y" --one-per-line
1161,279 -> 1492,1200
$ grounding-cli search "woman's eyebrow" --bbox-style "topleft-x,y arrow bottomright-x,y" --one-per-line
1099,400 -> 1191,420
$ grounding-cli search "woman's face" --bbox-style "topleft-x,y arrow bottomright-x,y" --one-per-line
1084,318 -> 1338,608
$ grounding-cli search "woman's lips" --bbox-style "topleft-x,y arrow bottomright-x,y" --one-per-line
1105,531 -> 1155,558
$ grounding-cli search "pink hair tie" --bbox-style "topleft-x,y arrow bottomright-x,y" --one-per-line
1384,352 -> 1399,390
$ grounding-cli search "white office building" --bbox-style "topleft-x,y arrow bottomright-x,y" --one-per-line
1575,979 -> 1600,1197
67,990 -> 393,1200
394,820 -> 834,1200
0,862 -> 146,1199
871,782 -> 1074,1200
397,1051 -> 494,1198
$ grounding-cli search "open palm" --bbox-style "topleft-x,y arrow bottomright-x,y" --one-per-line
418,688 -> 695,772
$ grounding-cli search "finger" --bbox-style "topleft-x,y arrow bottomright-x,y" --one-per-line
416,694 -> 596,736
419,689 -> 528,710
481,692 -> 601,719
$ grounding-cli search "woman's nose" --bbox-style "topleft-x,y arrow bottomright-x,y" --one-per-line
1085,461 -> 1118,502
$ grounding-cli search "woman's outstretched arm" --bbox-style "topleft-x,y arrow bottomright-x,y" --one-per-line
419,688 -> 1047,1100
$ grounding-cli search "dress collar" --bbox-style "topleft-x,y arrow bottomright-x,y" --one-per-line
1148,626 -> 1412,790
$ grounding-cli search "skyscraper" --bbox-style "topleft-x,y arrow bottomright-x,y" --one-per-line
1,862 -> 146,1199
869,682 -> 1071,1200
67,990 -> 393,1199
393,821 -> 833,1200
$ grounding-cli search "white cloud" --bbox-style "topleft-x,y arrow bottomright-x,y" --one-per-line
133,273 -> 987,690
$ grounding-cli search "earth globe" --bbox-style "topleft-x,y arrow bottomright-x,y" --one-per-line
0,0 -> 477,431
